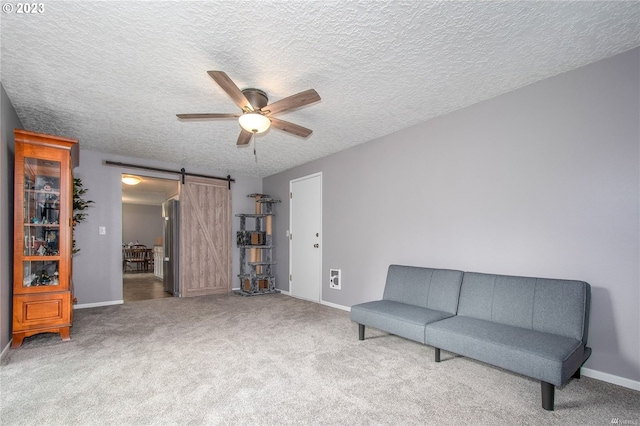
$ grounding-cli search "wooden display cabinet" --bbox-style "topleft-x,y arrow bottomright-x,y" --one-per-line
12,129 -> 78,348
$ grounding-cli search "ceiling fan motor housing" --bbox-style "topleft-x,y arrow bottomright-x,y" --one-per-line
242,88 -> 268,110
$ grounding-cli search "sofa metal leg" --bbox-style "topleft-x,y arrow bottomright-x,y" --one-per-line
434,348 -> 440,363
572,368 -> 581,379
541,381 -> 555,411
358,324 -> 365,341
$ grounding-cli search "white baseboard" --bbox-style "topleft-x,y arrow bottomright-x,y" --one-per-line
582,367 -> 640,391
279,291 -> 350,311
74,300 -> 123,309
321,299 -> 351,312
1,340 -> 11,360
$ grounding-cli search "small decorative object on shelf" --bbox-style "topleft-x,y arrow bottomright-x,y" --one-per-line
234,193 -> 281,296
12,129 -> 79,348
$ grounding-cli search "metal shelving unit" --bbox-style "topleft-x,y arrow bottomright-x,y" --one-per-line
234,193 -> 281,296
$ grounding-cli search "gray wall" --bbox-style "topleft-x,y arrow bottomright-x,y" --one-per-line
73,150 -> 261,305
0,85 -> 22,353
122,203 -> 163,248
264,48 -> 640,383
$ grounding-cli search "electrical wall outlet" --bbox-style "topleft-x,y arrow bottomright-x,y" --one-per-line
330,269 -> 341,290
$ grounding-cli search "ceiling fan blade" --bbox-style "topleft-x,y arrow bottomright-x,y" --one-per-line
269,117 -> 313,138
237,129 -> 253,146
208,71 -> 254,112
261,89 -> 320,116
176,113 -> 239,119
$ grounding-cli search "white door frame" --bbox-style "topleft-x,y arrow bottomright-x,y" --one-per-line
289,172 -> 322,303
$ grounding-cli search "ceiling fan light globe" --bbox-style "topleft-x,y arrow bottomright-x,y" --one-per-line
122,175 -> 142,185
239,112 -> 270,134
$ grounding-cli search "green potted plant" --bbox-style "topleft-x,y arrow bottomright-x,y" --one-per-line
72,177 -> 94,254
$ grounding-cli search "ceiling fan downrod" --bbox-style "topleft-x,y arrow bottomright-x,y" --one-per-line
242,88 -> 269,110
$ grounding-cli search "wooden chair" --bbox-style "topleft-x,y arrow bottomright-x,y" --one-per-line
144,248 -> 154,272
123,248 -> 148,272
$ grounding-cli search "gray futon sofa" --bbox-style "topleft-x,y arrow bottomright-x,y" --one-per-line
350,265 -> 592,411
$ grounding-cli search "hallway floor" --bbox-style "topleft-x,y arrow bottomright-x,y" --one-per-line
123,273 -> 172,302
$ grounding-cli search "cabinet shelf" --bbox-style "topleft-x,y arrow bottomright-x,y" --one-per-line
25,189 -> 60,195
238,274 -> 274,279
23,255 -> 61,261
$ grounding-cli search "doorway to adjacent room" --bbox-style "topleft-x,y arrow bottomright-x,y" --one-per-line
121,174 -> 179,302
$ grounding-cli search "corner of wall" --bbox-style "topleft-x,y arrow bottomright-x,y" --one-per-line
1,83 -> 23,351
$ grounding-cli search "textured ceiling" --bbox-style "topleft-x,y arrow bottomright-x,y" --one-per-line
1,1 -> 639,178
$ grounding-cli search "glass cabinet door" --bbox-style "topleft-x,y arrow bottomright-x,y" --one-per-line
22,157 -> 61,288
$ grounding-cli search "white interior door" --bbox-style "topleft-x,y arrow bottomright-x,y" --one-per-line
289,173 -> 322,302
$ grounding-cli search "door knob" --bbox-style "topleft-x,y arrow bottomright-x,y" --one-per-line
313,243 -> 319,248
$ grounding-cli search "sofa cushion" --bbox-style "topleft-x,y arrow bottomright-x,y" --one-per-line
382,265 -> 464,314
457,272 -> 590,341
351,300 -> 454,344
425,316 -> 588,385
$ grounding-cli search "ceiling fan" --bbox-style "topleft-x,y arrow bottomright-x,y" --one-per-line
177,71 -> 321,147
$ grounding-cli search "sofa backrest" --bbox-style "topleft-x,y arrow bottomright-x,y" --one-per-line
457,272 -> 591,342
383,265 -> 464,314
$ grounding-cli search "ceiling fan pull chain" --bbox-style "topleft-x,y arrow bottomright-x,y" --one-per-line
253,133 -> 258,163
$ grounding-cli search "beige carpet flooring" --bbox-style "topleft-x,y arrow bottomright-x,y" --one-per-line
1,293 -> 638,425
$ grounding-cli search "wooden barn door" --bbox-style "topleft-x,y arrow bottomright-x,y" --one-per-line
180,176 -> 231,296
